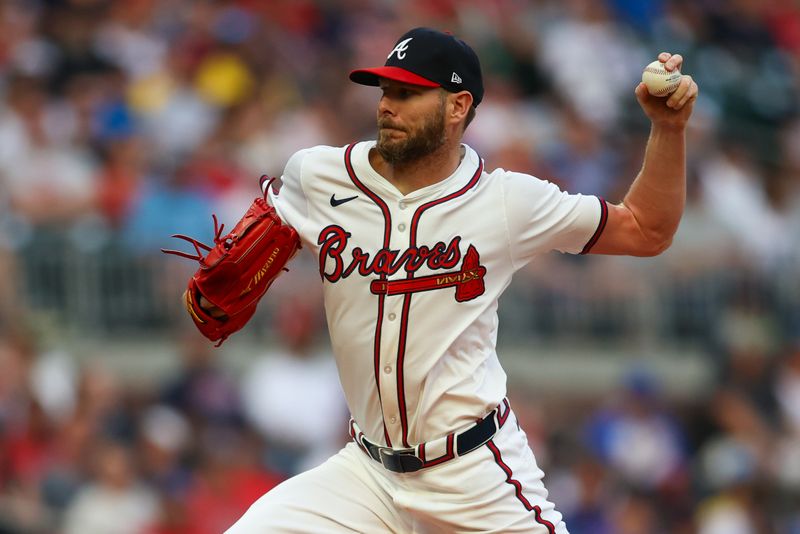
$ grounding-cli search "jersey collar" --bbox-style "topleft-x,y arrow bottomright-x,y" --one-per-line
355,141 -> 481,202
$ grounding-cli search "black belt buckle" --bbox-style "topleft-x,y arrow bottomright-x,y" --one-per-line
378,447 -> 423,473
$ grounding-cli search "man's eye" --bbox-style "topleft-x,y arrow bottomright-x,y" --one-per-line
380,87 -> 415,99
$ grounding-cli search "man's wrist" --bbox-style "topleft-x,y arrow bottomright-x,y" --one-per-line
651,121 -> 688,134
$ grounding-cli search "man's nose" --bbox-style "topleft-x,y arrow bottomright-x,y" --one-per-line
378,95 -> 394,116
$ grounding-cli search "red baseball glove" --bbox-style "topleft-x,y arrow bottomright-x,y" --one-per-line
162,188 -> 300,345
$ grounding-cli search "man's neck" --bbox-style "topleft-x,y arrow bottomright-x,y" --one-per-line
369,143 -> 465,196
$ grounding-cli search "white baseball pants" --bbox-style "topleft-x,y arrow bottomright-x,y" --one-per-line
225,410 -> 568,533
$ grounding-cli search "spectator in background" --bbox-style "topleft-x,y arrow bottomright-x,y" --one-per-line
537,0 -> 644,127
94,135 -> 148,232
694,387 -> 775,533
138,404 -> 192,501
698,145 -> 795,272
72,361 -> 138,445
126,35 -> 220,162
610,492 -> 668,534
180,425 -> 283,534
138,405 -> 194,534
714,283 -> 780,422
0,73 -> 98,228
659,172 -> 739,343
544,107 -> 622,198
585,368 -> 688,493
240,296 -> 348,476
93,0 -> 169,82
0,327 -> 85,528
0,329 -> 57,532
122,159 -> 216,256
62,440 -> 158,534
549,455 -> 614,534
159,332 -> 242,428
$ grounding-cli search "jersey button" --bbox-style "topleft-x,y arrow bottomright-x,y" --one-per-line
388,313 -> 396,321
399,201 -> 407,210
384,366 -> 392,374
397,223 -> 406,231
389,416 -> 397,424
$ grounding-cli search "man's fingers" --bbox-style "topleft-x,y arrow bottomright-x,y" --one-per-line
664,54 -> 683,71
666,76 -> 690,108
657,52 -> 683,72
634,82 -> 653,106
667,76 -> 697,109
678,78 -> 699,109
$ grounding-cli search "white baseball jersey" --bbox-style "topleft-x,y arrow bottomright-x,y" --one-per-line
227,141 -> 608,533
268,141 -> 606,449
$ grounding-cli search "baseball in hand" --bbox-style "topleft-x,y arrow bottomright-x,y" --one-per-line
641,60 -> 682,97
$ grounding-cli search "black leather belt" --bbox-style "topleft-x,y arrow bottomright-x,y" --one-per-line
359,407 -> 502,474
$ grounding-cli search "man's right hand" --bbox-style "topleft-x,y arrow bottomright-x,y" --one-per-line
635,52 -> 698,130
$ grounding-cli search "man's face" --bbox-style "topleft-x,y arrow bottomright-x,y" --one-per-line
375,80 -> 447,165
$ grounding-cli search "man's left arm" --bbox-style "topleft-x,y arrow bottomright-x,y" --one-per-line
588,52 -> 699,257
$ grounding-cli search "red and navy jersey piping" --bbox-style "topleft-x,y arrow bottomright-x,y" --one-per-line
487,439 -> 557,533
344,142 -> 393,446
344,141 -> 485,447
580,197 -> 608,255
395,157 -> 484,446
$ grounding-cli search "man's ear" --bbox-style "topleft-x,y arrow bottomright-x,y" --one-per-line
449,91 -> 473,126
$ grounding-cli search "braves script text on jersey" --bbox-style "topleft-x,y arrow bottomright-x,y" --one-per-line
225,140 -> 608,533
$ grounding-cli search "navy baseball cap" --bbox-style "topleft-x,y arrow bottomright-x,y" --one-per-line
350,27 -> 484,107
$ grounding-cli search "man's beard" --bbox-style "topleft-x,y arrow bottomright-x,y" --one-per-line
376,101 -> 447,166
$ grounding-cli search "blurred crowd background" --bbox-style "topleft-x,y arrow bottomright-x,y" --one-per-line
0,0 -> 799,532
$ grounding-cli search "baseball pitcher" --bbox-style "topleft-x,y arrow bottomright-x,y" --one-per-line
167,27 -> 698,533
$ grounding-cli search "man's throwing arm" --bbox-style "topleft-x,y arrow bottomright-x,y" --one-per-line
587,52 -> 699,257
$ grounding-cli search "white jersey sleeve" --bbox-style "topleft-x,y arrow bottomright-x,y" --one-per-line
500,170 -> 607,267
267,148 -> 312,234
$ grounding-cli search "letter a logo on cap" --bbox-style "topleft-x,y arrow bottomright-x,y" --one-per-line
388,37 -> 413,60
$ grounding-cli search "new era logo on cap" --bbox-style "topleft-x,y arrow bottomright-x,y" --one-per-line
349,27 -> 484,107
